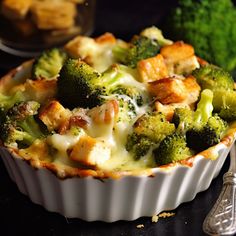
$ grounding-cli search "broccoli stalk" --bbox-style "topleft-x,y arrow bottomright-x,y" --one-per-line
193,89 -> 214,125
57,59 -> 146,109
0,101 -> 47,148
192,65 -> 236,121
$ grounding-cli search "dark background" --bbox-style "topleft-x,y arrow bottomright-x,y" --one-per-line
0,1 -> 233,235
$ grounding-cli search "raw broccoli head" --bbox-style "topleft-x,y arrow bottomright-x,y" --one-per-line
165,0 -> 236,74
32,48 -> 67,80
154,133 -> 192,166
0,101 -> 48,148
113,35 -> 160,68
186,114 -> 228,152
57,59 -> 102,109
193,65 -> 234,91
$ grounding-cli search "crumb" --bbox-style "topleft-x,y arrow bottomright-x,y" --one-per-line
152,212 -> 175,223
136,224 -> 144,229
151,215 -> 159,223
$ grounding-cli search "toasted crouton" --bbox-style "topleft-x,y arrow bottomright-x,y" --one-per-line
31,1 -> 76,30
64,33 -> 117,72
155,101 -> 190,121
137,54 -> 168,82
1,0 -> 32,20
39,101 -> 72,131
174,55 -> 200,75
95,32 -> 117,44
70,136 -> 111,166
160,41 -> 199,75
182,76 -> 201,105
148,77 -> 186,104
160,41 -> 194,64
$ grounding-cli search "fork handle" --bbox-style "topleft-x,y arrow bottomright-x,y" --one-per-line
203,171 -> 236,235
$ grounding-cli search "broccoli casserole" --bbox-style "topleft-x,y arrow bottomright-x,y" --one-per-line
0,26 -> 236,178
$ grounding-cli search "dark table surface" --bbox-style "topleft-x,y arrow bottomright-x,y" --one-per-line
0,1 -> 233,235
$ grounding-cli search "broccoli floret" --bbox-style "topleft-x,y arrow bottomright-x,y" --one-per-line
154,133 -> 192,166
110,85 -> 144,106
165,0 -> 236,74
192,65 -> 236,121
126,133 -> 155,160
57,59 -> 102,109
186,114 -> 228,152
219,107 -> 236,122
57,59 -> 147,109
185,89 -> 228,151
0,91 -> 26,112
192,65 -> 234,91
0,101 -> 47,148
113,35 -> 160,68
126,112 -> 175,159
32,48 -> 67,80
172,107 -> 194,133
212,89 -> 236,121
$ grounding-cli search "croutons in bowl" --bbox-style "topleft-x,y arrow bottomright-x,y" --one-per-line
0,27 -> 236,222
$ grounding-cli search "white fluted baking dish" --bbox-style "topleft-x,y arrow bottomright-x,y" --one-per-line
0,134 -> 235,221
0,45 -> 236,222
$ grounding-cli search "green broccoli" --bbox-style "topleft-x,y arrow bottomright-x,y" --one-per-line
185,89 -> 228,151
212,89 -> 236,121
113,35 -> 160,68
0,91 -> 26,112
126,133 -> 155,160
165,0 -> 236,74
57,59 -> 147,109
126,112 -> 175,159
192,65 -> 234,91
110,85 -> 144,106
172,107 -> 194,133
32,48 -> 67,80
154,133 -> 192,166
0,101 -> 47,148
192,65 -> 236,121
186,114 -> 228,152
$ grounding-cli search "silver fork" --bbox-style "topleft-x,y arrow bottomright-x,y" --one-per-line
203,143 -> 236,235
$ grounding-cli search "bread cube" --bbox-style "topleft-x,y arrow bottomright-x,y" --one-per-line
31,1 -> 76,30
70,136 -> 111,166
149,77 -> 186,104
39,101 -> 71,131
160,41 -> 194,64
1,0 -> 32,20
137,54 -> 168,82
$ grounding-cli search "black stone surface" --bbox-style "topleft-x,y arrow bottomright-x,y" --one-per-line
0,1 -> 233,235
